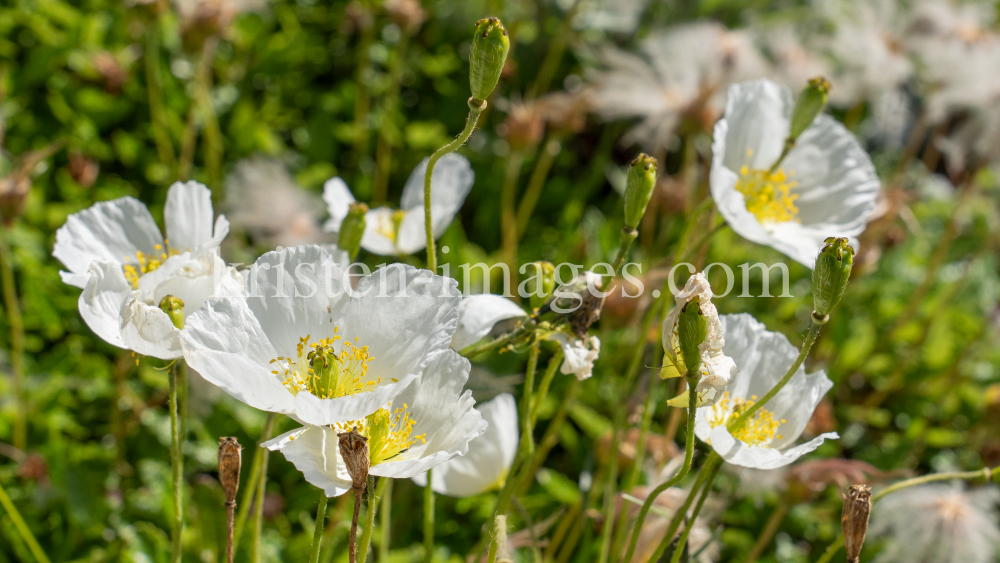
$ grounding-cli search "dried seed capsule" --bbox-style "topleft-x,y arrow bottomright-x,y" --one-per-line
842,484 -> 872,563
217,437 -> 243,506
338,428 -> 370,491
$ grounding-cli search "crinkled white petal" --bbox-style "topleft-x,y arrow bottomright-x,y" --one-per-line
78,262 -> 131,348
264,426 -> 354,497
53,197 -> 164,285
163,181 -> 229,253
547,333 -> 601,380
710,79 -> 880,268
120,294 -> 182,360
412,393 -> 518,497
450,294 -> 527,350
322,177 -> 355,233
399,154 -> 474,218
705,424 -> 838,470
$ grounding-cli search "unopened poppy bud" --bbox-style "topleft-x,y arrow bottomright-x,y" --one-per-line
159,295 -> 185,330
789,77 -> 830,142
812,237 -> 854,319
337,428 -> 370,491
623,154 -> 657,231
217,437 -> 242,506
841,484 -> 871,563
469,17 -> 510,105
525,261 -> 555,311
338,203 -> 368,261
677,296 -> 708,375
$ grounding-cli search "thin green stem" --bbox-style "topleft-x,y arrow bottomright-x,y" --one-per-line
813,534 -> 843,563
424,98 -> 485,272
0,227 -> 26,451
648,453 -> 720,562
667,460 -> 721,563
530,348 -> 564,426
622,378 -> 700,563
486,514 -> 506,563
515,136 -> 562,241
518,378 -> 581,496
372,30 -> 412,203
527,0 -> 581,98
612,228 -> 639,274
0,479 -> 51,563
250,413 -> 277,563
352,0 -> 375,159
143,18 -> 176,170
459,321 -> 531,358
500,149 -> 525,292
357,477 -> 387,563
382,478 -> 394,562
596,408 -> 622,563
178,36 -> 219,182
492,340 -> 540,519
743,500 -> 789,563
729,317 -> 823,431
168,362 -> 185,563
423,473 -> 433,563
309,491 -> 329,563
232,416 -> 269,550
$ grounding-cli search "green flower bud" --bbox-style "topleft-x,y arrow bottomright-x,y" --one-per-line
525,261 -> 555,311
677,296 -> 708,376
623,154 -> 657,231
338,202 -> 368,261
812,237 -> 854,318
789,77 -> 830,142
159,295 -> 185,330
469,17 -> 510,105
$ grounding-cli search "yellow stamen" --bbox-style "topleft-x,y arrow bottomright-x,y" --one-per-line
122,244 -> 181,288
706,392 -> 784,447
373,209 -> 407,243
734,165 -> 800,225
334,402 -> 425,466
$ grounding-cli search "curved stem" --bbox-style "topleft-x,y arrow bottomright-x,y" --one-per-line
648,453 -> 720,562
667,460 -> 721,563
423,474 -> 433,563
530,348 -> 564,426
250,413 -> 278,563
0,227 -> 26,451
357,477 -> 387,563
0,479 -> 51,563
424,99 -> 485,272
612,228 -> 639,274
308,491 -> 329,563
622,379 -> 699,563
168,362 -> 185,563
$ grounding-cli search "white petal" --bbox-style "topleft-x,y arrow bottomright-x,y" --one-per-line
136,250 -> 244,318
78,262 -> 131,348
179,297 -> 296,416
291,373 -> 421,426
451,295 -> 527,350
164,181 -> 228,252
359,207 -> 403,256
322,177 -> 356,233
412,393 -> 518,497
265,426 -> 354,497
53,197 -> 163,280
370,350 -> 486,479
547,333 -> 601,380
120,294 -> 182,360
399,154 -> 475,216
706,424 -> 837,469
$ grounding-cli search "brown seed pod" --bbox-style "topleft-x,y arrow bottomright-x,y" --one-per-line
217,437 -> 242,506
842,484 -> 872,563
338,428 -> 370,491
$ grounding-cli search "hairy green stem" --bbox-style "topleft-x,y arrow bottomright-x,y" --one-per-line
0,479 -> 51,563
0,227 -> 26,451
250,413 -> 277,563
459,321 -> 531,358
612,228 -> 639,274
168,362 -> 185,563
486,514 -> 506,563
308,492 -> 329,563
423,473 -> 433,563
357,477 -> 387,563
423,98 -> 485,272
530,348 -> 564,426
667,460 -> 721,563
648,453 -> 720,562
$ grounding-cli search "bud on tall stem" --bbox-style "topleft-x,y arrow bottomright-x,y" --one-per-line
812,237 -> 854,320
677,296 -> 709,377
623,154 -> 657,231
339,203 -> 368,261
469,18 -> 510,105
789,77 -> 830,143
841,484 -> 872,563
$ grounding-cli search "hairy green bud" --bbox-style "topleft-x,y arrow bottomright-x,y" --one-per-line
525,261 -> 555,311
623,154 -> 657,231
789,77 -> 830,142
677,296 -> 708,376
159,295 -> 185,330
812,237 -> 854,318
338,202 -> 368,261
469,17 -> 510,105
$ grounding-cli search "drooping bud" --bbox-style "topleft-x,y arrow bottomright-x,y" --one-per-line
789,77 -> 830,142
217,437 -> 242,507
525,261 -> 555,311
469,17 -> 510,105
338,202 -> 368,261
841,484 -> 872,563
159,295 -> 185,330
337,428 -> 370,491
623,154 -> 658,231
812,237 -> 854,319
676,296 -> 709,376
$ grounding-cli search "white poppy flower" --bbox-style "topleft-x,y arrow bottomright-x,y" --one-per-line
180,245 -> 462,426
54,181 -> 240,359
710,79 -> 880,268
323,154 -> 474,256
694,313 -> 838,470
265,350 -> 487,497
545,332 -> 601,381
411,393 -> 518,497
662,273 -> 737,406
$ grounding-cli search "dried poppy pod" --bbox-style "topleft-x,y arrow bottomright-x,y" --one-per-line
338,428 -> 370,491
217,437 -> 242,505
842,484 -> 872,563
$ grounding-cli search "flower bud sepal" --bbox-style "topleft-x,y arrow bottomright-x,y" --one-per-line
469,17 -> 510,105
623,154 -> 657,231
812,236 -> 854,317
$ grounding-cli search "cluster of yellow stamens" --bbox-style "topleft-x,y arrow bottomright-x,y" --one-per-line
334,402 -> 425,465
373,209 -> 406,243
734,150 -> 800,225
705,392 -> 786,447
270,327 -> 389,399
122,242 -> 180,287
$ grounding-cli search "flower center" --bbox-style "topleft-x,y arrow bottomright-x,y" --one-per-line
373,210 -> 407,244
706,392 -> 786,447
334,402 -> 425,466
735,160 -> 800,225
122,242 -> 180,288
270,329 -> 392,399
